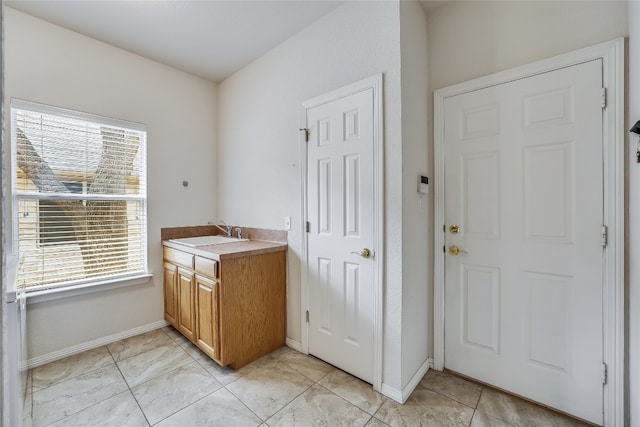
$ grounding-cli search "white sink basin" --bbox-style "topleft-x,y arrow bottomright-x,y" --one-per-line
169,236 -> 248,247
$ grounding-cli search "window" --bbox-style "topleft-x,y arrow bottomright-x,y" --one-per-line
11,100 -> 148,292
39,181 -> 83,246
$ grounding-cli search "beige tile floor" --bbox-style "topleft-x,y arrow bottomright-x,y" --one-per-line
22,326 -> 592,427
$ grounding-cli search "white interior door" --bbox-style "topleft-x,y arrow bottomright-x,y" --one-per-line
443,60 -> 604,424
306,87 -> 375,384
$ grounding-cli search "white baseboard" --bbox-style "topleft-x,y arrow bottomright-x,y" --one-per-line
380,383 -> 404,403
402,357 -> 432,401
285,338 -> 303,353
26,320 -> 169,369
380,357 -> 432,404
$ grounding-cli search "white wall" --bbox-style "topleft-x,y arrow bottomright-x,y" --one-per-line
427,1 -> 628,92
217,1 -> 406,391
399,1 -> 430,388
628,3 -> 639,425
4,8 -> 218,359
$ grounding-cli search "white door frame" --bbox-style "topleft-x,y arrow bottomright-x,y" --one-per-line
300,74 -> 384,391
433,38 -> 624,426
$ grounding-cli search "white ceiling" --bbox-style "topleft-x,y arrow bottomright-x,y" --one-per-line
6,0 -> 344,83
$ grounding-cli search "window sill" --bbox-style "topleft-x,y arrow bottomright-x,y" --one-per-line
26,273 -> 153,305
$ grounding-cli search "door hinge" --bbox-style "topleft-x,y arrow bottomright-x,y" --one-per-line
305,310 -> 309,323
601,87 -> 607,109
443,245 -> 446,253
299,128 -> 310,142
306,221 -> 310,233
601,362 -> 608,384
601,225 -> 608,248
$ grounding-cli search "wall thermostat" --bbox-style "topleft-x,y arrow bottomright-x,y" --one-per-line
418,175 -> 428,194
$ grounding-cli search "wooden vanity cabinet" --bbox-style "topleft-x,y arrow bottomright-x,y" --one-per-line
163,246 -> 198,343
163,262 -> 178,326
163,244 -> 285,369
195,274 -> 219,360
217,252 -> 286,368
177,267 -> 197,342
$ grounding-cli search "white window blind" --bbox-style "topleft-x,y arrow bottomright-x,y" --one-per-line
11,100 -> 148,292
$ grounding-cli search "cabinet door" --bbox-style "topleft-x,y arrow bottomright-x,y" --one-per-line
177,267 -> 196,342
195,275 -> 220,361
163,262 -> 178,326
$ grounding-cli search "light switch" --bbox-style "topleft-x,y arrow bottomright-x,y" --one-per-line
284,216 -> 291,230
418,175 -> 428,194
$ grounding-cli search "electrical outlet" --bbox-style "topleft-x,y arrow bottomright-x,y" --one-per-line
284,216 -> 291,230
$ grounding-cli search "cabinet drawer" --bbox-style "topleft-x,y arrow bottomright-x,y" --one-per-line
164,247 -> 194,269
195,256 -> 218,278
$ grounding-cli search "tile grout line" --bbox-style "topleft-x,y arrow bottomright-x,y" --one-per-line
466,385 -> 486,427
315,381 -> 385,420
149,328 -> 262,425
146,386 -> 225,426
174,341 -> 244,386
131,328 -> 232,425
222,358 -> 316,425
468,386 -> 480,427
419,383 -> 483,413
221,378 -> 268,423
33,329 -> 260,426
109,335 -> 183,365
467,387 -> 519,427
257,353 -> 315,425
33,348 -> 123,427
107,343 -> 152,427
30,352 -> 115,394
31,330 -> 584,427
133,328 -> 218,426
272,349 -> 388,425
281,354 -> 386,425
39,336 -> 373,427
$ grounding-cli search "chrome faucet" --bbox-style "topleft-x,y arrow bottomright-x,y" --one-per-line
213,220 -> 233,237
234,227 -> 243,239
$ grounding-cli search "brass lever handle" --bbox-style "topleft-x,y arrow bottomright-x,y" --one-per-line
448,246 -> 468,256
351,248 -> 372,258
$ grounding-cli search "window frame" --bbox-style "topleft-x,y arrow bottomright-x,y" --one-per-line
10,99 -> 151,299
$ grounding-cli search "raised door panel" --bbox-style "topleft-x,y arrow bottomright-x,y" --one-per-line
523,143 -> 574,243
177,267 -> 196,342
163,262 -> 178,326
196,275 -> 219,361
461,152 -> 500,239
462,265 -> 500,354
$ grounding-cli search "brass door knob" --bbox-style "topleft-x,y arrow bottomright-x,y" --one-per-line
448,246 -> 468,256
351,248 -> 372,258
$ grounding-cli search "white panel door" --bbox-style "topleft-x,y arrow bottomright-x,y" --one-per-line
306,88 -> 375,383
444,60 -> 604,424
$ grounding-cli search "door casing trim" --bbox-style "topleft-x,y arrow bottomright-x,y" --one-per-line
300,73 -> 384,392
433,38 -> 624,426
